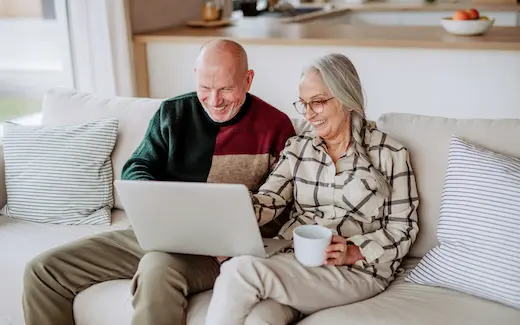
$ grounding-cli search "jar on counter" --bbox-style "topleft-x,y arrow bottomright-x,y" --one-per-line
202,0 -> 221,21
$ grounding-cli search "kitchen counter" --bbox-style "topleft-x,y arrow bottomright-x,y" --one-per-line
322,2 -> 520,11
132,13 -> 520,123
282,2 -> 520,23
134,16 -> 520,51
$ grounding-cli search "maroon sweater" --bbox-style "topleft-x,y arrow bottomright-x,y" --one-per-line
121,92 -> 296,192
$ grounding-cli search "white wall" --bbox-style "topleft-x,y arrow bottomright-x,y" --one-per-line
146,42 -> 520,120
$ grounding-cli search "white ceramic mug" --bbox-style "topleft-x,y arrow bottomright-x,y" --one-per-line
293,225 -> 333,267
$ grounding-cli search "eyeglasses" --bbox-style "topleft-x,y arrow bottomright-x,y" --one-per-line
292,97 -> 334,115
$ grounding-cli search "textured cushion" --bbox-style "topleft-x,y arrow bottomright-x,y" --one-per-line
377,113 -> 520,257
298,258 -> 520,325
407,136 -> 520,309
41,88 -> 163,210
1,119 -> 118,225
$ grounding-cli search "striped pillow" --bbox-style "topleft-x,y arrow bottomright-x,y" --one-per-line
407,136 -> 520,309
1,118 -> 118,225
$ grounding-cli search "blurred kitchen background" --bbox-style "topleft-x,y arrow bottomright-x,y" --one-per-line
0,0 -> 518,126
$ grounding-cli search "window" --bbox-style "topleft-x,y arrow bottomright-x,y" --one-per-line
0,0 -> 73,131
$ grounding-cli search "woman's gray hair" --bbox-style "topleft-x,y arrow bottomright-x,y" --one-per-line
304,53 -> 392,197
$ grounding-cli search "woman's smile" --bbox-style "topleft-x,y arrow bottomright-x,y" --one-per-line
311,119 -> 326,127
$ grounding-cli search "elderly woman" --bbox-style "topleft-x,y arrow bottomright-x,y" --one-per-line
205,53 -> 419,325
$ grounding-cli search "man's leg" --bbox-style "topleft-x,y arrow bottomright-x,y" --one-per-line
205,253 -> 385,325
23,229 -> 144,325
131,251 -> 221,325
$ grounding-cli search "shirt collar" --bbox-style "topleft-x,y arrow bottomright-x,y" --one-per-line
310,129 -> 356,158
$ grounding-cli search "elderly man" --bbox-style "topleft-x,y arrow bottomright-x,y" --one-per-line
22,39 -> 296,325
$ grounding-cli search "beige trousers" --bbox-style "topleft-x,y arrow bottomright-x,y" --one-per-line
23,229 -> 221,325
205,253 -> 386,325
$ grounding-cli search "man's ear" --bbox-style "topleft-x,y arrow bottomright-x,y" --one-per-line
245,69 -> 255,92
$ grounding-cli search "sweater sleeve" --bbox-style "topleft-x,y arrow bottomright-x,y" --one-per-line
121,103 -> 169,180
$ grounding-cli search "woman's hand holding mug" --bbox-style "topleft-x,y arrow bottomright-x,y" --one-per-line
324,235 -> 365,266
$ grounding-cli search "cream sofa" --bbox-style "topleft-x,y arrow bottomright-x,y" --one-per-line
1,87 -> 519,325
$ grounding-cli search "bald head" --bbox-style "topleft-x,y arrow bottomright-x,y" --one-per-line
195,39 -> 248,74
194,39 -> 255,123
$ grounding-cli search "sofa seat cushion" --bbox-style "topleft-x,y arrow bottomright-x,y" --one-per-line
74,280 -> 213,325
298,258 -> 520,325
0,209 -> 130,325
74,280 -> 300,325
73,260 -> 520,325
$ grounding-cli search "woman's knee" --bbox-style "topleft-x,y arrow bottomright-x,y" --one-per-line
214,255 -> 271,292
245,299 -> 301,325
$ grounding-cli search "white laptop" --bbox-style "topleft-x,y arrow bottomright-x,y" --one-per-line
114,180 -> 292,258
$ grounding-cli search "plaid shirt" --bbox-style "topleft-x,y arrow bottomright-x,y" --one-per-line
252,124 -> 419,281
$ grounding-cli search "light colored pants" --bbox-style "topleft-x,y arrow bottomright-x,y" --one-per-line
205,253 -> 386,325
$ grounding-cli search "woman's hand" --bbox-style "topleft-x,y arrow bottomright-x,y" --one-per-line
215,256 -> 231,264
324,235 -> 365,266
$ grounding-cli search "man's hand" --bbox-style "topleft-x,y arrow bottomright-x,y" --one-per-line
324,235 -> 365,266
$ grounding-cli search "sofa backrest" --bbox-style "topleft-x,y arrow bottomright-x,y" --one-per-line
38,88 -> 520,259
41,88 -> 163,210
377,113 -> 520,257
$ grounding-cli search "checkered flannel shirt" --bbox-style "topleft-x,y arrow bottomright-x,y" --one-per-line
252,124 -> 419,281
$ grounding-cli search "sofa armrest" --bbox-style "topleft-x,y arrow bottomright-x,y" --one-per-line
0,145 -> 6,210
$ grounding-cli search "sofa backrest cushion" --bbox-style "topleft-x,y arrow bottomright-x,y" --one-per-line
41,88 -> 163,210
38,89 -> 520,258
377,113 -> 520,258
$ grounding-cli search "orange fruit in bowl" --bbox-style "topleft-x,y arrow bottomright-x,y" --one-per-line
466,8 -> 480,20
452,10 -> 470,20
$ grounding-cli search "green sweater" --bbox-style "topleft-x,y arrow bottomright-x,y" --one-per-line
121,92 -> 295,192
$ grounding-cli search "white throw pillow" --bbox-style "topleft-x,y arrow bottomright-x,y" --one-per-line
1,118 -> 119,225
407,136 -> 520,309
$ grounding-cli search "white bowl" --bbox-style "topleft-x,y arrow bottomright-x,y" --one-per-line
440,17 -> 495,36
